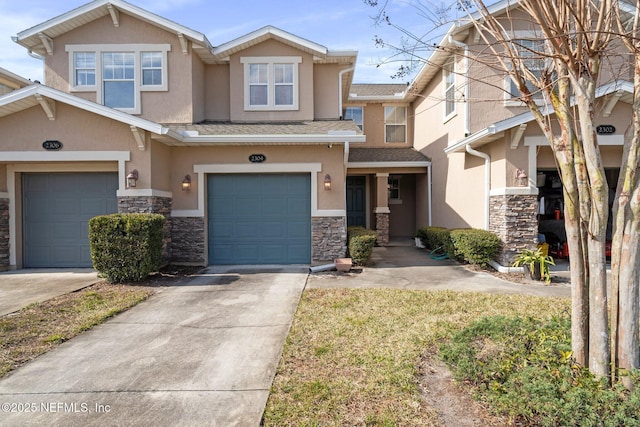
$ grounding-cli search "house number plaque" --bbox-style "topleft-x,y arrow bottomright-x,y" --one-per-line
249,154 -> 266,163
596,125 -> 615,135
42,140 -> 63,151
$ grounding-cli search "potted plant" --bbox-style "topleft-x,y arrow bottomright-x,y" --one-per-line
512,248 -> 555,283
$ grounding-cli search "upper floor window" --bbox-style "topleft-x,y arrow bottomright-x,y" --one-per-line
66,44 -> 170,114
505,38 -> 548,104
343,106 -> 363,130
384,106 -> 406,143
443,58 -> 456,119
241,56 -> 301,111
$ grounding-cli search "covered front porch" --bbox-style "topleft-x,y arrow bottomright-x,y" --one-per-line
346,147 -> 432,245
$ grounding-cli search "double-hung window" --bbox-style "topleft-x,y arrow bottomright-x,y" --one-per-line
241,57 -> 301,110
443,58 -> 456,119
67,44 -> 169,114
505,38 -> 547,104
384,106 -> 407,143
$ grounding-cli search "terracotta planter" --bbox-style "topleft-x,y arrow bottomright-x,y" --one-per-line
335,258 -> 352,272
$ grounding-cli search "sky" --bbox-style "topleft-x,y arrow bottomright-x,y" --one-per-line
0,0 -> 453,85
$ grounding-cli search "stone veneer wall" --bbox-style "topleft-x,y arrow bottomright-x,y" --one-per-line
375,212 -> 390,246
118,196 -> 172,262
0,198 -> 8,270
312,216 -> 347,262
489,194 -> 538,266
171,217 -> 206,265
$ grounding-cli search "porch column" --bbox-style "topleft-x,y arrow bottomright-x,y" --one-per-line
375,173 -> 390,246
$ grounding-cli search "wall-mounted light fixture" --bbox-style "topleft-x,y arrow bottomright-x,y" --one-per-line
324,174 -> 332,191
126,169 -> 138,188
182,174 -> 191,191
516,168 -> 528,186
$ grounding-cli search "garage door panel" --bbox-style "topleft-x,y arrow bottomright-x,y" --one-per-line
208,173 -> 310,264
23,173 -> 118,268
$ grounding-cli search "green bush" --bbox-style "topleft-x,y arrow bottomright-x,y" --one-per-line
89,213 -> 165,283
416,226 -> 448,250
347,226 -> 377,266
450,229 -> 501,267
440,315 -> 640,426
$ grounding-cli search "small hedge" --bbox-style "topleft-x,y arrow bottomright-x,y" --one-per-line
417,225 -> 500,266
450,229 -> 501,267
89,213 -> 165,283
347,226 -> 377,266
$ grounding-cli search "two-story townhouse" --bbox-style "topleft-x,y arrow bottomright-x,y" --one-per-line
0,0 -> 434,270
402,0 -> 631,267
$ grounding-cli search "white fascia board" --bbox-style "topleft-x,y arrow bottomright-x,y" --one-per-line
213,26 -> 327,58
348,95 -> 405,102
165,131 -> 366,144
347,161 -> 431,168
0,84 -> 167,135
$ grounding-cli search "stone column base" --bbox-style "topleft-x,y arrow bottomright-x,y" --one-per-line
171,217 -> 206,265
375,211 -> 390,246
0,198 -> 9,269
489,194 -> 538,265
312,216 -> 347,262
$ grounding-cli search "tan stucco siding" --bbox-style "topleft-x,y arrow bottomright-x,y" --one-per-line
149,139 -> 172,192
228,39 -> 315,122
313,64 -> 340,120
204,64 -> 231,121
0,104 -> 134,152
45,13 -> 194,123
169,145 -> 345,211
191,54 -> 206,123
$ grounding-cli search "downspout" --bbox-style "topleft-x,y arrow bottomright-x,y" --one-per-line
428,163 -> 433,226
338,67 -> 354,119
448,36 -> 470,136
465,144 -> 490,230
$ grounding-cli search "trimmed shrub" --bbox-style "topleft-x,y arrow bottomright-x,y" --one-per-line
89,213 -> 165,283
450,228 -> 501,267
347,226 -> 377,266
416,226 -> 448,250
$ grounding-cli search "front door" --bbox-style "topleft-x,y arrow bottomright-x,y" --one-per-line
346,176 -> 366,228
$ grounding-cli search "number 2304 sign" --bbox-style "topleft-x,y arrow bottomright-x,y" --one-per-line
249,154 -> 266,163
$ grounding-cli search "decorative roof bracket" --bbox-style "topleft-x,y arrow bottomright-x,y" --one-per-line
510,124 -> 527,149
34,94 -> 55,120
130,125 -> 146,151
177,33 -> 189,55
107,4 -> 120,28
37,33 -> 53,55
603,91 -> 623,117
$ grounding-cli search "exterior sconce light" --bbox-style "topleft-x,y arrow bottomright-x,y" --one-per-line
182,174 -> 191,191
516,168 -> 528,186
126,169 -> 138,188
324,174 -> 332,191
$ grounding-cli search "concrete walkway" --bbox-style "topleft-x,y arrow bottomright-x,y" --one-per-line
0,269 -> 99,316
308,241 -> 572,298
0,266 -> 308,427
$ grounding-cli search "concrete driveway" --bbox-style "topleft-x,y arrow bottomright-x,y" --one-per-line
0,266 -> 307,427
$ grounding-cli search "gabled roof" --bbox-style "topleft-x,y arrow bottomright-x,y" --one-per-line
211,25 -> 357,65
444,80 -> 634,153
13,0 -> 215,62
0,67 -> 32,90
0,84 -> 167,135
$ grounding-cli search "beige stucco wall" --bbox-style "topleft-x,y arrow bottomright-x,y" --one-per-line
169,144 -> 345,211
191,54 -> 206,123
204,64 -> 231,121
313,64 -> 340,120
352,102 -> 414,148
44,13 -> 195,123
228,39 -> 315,122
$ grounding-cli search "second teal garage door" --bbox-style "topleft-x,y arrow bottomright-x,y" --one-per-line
207,173 -> 311,264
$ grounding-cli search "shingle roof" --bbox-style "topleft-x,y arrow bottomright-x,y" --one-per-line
349,147 -> 431,163
350,84 -> 408,97
166,120 -> 362,136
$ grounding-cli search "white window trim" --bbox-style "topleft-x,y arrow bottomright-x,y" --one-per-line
383,104 -> 408,144
241,56 -> 301,111
66,44 -> 170,114
443,57 -> 457,122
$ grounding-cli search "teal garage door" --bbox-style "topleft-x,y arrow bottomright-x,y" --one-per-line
23,173 -> 118,268
208,173 -> 311,264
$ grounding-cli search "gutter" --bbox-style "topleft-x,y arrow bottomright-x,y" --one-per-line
465,144 -> 490,230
